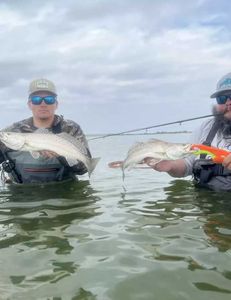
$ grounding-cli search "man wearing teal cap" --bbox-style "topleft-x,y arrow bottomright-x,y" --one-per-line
145,72 -> 231,191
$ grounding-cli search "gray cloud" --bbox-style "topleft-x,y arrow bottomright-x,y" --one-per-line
0,0 -> 231,133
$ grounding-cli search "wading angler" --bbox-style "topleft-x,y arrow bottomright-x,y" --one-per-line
0,78 -> 97,184
144,72 -> 231,191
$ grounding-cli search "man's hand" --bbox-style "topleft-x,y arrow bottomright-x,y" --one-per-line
143,157 -> 187,177
143,158 -> 172,172
222,153 -> 231,170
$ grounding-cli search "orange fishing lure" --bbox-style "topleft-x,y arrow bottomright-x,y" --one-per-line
190,144 -> 230,163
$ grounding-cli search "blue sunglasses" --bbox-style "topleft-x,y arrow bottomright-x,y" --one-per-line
30,95 -> 57,105
216,94 -> 231,105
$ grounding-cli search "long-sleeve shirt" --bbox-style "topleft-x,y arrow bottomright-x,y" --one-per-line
184,118 -> 231,176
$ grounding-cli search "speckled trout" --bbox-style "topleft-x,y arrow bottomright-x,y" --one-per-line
122,139 -> 193,169
109,138 -> 194,178
0,131 -> 100,176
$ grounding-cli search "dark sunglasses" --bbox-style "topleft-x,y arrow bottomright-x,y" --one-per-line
216,94 -> 231,105
30,95 -> 57,105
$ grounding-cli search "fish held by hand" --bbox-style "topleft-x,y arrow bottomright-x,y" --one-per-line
0,131 -> 100,176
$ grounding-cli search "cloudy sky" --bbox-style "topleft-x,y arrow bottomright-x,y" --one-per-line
1,0 -> 231,134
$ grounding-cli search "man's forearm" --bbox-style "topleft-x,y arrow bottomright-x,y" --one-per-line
167,159 -> 187,177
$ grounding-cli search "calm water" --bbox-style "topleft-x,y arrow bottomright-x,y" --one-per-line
0,134 -> 230,300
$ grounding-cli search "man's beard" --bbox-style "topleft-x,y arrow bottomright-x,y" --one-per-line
213,106 -> 231,136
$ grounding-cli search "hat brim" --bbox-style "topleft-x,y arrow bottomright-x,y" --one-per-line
29,89 -> 57,96
210,89 -> 231,98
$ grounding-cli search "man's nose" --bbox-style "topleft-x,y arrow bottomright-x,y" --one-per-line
40,100 -> 47,105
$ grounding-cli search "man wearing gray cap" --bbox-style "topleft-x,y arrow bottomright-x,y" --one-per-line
0,78 -> 92,184
145,72 -> 231,191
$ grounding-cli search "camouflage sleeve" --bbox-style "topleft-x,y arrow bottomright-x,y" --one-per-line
2,125 -> 15,132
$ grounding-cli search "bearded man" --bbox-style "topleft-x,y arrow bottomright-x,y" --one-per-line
145,72 -> 231,191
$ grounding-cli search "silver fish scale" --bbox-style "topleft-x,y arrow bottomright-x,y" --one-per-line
57,133 -> 89,156
22,132 -> 88,157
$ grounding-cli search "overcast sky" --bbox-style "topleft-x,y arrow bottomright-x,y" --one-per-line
1,0 -> 231,134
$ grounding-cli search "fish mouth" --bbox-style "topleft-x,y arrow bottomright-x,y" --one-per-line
188,144 -> 200,154
0,132 -> 6,139
184,144 -> 195,153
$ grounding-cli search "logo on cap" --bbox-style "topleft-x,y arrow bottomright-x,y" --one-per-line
35,79 -> 49,89
219,78 -> 231,89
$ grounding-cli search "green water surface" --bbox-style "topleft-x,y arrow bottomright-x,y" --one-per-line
0,134 -> 230,300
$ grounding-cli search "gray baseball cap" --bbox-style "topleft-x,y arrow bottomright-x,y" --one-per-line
29,78 -> 57,95
210,72 -> 231,98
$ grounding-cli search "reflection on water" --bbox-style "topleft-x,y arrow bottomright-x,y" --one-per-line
0,180 -> 101,299
165,180 -> 231,252
115,179 -> 231,300
1,179 -> 96,201
0,133 -> 231,299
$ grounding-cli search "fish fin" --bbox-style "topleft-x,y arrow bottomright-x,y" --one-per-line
148,138 -> 169,144
65,157 -> 100,174
30,151 -> 40,159
66,158 -> 78,167
121,162 -> 137,180
88,157 -> 100,176
121,161 -> 135,181
148,138 -> 163,142
145,158 -> 162,167
122,165 -> 125,181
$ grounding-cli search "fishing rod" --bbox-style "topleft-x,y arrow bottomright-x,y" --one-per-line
89,113 -> 218,141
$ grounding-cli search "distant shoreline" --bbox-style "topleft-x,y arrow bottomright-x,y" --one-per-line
87,131 -> 192,137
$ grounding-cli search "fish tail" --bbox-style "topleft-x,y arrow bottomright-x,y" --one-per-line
122,164 -> 126,181
88,157 -> 100,176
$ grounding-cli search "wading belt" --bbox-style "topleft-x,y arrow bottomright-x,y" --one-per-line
193,120 -> 231,183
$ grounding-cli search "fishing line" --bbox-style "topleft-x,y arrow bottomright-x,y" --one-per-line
89,113 -> 218,141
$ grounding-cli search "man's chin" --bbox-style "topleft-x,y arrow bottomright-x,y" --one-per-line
37,112 -> 52,117
38,115 -> 51,120
224,111 -> 231,120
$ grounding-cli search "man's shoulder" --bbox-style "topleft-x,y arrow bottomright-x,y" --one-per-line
58,117 -> 83,135
200,118 -> 215,128
3,118 -> 33,132
191,118 -> 215,144
194,118 -> 215,133
60,118 -> 81,130
62,118 -> 81,129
